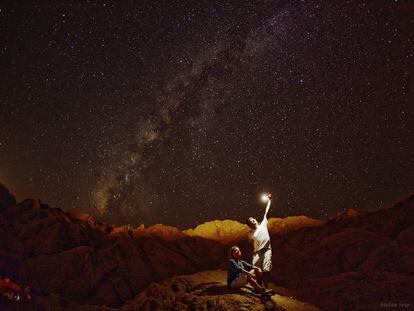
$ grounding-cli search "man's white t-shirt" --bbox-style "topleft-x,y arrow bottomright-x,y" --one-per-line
249,216 -> 271,252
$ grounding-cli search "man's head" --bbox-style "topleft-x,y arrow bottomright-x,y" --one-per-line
246,217 -> 258,229
229,246 -> 241,259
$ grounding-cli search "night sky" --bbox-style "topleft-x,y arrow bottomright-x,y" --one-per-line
1,1 -> 413,229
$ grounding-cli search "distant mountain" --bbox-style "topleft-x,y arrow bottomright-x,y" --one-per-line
184,219 -> 249,244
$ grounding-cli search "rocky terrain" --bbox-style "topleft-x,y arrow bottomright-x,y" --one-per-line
0,184 -> 226,309
1,182 -> 413,310
268,196 -> 414,310
122,270 -> 320,311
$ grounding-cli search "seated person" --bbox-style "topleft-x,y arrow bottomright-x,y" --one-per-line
227,246 -> 272,295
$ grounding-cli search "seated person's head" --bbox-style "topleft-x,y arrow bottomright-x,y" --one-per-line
229,246 -> 242,260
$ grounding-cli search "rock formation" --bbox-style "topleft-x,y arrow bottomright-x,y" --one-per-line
122,270 -> 320,311
0,198 -> 226,308
184,216 -> 323,245
0,182 -> 413,310
0,183 -> 16,209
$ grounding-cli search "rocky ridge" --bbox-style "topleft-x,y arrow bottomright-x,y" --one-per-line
1,183 -> 413,310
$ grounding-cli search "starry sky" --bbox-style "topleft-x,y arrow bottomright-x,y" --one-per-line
1,1 -> 413,229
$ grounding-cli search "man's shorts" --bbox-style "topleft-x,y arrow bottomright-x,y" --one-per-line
252,248 -> 272,272
229,274 -> 248,288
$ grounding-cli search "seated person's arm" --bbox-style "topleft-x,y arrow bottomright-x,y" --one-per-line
242,260 -> 262,274
241,261 -> 259,275
241,268 -> 252,275
242,260 -> 253,271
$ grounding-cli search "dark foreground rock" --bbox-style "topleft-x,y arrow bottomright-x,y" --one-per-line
0,183 -> 16,209
122,270 -> 319,311
0,199 -> 226,308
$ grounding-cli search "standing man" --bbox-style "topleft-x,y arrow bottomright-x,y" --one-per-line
246,193 -> 273,288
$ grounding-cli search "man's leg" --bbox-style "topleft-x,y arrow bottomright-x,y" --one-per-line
262,249 -> 273,288
252,253 -> 263,286
253,267 -> 262,279
262,272 -> 271,288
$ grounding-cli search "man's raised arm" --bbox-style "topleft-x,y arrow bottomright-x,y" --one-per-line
263,198 -> 271,220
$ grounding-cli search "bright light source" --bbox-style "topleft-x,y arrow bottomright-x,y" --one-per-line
260,194 -> 269,203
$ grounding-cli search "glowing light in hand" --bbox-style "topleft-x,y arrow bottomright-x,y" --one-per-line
261,194 -> 269,203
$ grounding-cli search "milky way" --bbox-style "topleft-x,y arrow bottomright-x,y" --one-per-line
1,1 -> 413,228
